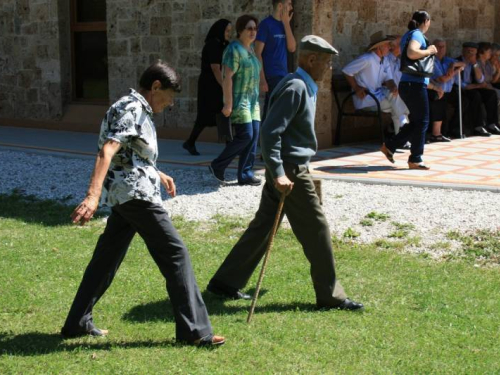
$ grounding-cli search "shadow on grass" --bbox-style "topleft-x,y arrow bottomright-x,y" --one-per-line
122,290 -> 317,323
0,192 -> 107,227
0,332 -> 177,356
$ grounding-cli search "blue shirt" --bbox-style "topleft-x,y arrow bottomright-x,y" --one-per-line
433,56 -> 456,93
400,29 -> 429,85
296,67 -> 318,102
256,16 -> 288,80
455,56 -> 485,88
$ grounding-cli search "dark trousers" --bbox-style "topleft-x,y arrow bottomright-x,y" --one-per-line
472,88 -> 499,125
447,88 -> 498,135
210,163 -> 347,307
262,76 -> 285,122
62,200 -> 212,341
211,120 -> 260,183
446,87 -> 480,136
386,82 -> 429,163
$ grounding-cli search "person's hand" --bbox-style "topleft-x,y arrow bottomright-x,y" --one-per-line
478,82 -> 489,89
260,80 -> 269,93
274,175 -> 294,195
427,45 -> 438,55
222,104 -> 232,117
71,195 -> 99,225
159,172 -> 176,197
388,85 -> 398,97
435,86 -> 444,99
281,3 -> 293,24
354,85 -> 367,99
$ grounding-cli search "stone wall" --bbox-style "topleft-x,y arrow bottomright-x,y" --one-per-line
332,0 -> 498,69
2,0 -> 500,146
0,0 -> 66,120
106,0 -> 275,128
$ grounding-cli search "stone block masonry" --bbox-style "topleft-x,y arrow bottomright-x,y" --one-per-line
0,0 -> 66,120
106,0 -> 274,129
1,0 -> 500,147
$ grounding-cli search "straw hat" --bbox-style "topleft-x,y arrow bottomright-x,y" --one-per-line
367,31 -> 395,51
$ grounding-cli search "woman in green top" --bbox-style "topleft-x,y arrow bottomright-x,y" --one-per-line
209,15 -> 262,186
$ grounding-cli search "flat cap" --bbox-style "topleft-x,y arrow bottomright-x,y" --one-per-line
462,42 -> 479,49
300,35 -> 339,55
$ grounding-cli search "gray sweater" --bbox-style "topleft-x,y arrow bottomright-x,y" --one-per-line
261,72 -> 317,179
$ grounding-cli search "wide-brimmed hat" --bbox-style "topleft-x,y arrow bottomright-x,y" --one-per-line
367,31 -> 396,51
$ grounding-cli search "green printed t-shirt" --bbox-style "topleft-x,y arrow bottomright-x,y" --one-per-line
222,41 -> 261,124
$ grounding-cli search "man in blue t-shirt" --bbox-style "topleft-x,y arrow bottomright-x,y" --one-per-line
255,0 -> 296,120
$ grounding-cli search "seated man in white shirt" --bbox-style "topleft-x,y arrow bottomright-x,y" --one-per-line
342,31 -> 409,134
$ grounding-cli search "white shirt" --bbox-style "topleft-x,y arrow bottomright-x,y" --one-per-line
342,52 -> 394,109
386,52 -> 402,87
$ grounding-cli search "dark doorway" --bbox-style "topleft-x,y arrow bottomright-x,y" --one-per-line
70,0 -> 109,102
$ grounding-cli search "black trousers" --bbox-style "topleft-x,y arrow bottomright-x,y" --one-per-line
62,200 -> 212,341
473,88 -> 499,125
447,88 -> 482,136
210,162 -> 347,307
447,87 -> 498,135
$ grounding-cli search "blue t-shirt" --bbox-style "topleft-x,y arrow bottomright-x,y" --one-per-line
256,16 -> 288,80
400,29 -> 429,85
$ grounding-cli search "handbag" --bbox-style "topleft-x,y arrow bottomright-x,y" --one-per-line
400,30 -> 435,77
216,113 -> 233,142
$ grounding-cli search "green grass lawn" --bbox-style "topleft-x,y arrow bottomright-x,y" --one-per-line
1,193 -> 499,374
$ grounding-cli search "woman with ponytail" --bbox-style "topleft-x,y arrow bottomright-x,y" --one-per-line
380,10 -> 437,170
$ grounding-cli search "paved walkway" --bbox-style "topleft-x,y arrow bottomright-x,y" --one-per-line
1,125 -> 500,192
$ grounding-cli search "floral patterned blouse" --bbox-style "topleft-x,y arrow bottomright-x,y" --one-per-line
98,89 -> 162,208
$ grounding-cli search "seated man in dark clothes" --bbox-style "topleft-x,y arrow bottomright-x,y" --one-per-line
452,42 -> 500,136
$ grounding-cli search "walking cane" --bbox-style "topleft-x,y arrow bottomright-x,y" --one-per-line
247,191 -> 287,324
457,71 -> 465,138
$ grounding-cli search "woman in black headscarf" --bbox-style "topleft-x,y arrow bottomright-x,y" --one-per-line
183,19 -> 232,155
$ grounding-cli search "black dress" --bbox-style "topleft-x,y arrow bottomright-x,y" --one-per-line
195,39 -> 225,128
184,19 -> 230,155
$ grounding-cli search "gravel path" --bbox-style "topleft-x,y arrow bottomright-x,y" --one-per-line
2,149 -> 499,257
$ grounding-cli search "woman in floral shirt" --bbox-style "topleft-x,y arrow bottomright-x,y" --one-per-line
61,61 -> 224,347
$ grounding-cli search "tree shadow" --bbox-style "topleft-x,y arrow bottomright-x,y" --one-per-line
122,289 -> 316,323
0,332 -> 177,357
0,192 -> 107,227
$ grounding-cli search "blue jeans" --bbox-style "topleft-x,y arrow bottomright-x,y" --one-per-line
386,82 -> 429,163
211,120 -> 260,183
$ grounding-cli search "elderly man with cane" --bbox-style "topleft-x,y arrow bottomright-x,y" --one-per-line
206,35 -> 363,312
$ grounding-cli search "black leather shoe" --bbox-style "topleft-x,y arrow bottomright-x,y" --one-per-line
207,281 -> 252,300
317,298 -> 364,312
474,126 -> 492,137
487,124 -> 500,135
238,176 -> 262,186
208,165 -> 225,183
61,323 -> 109,338
182,141 -> 200,156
